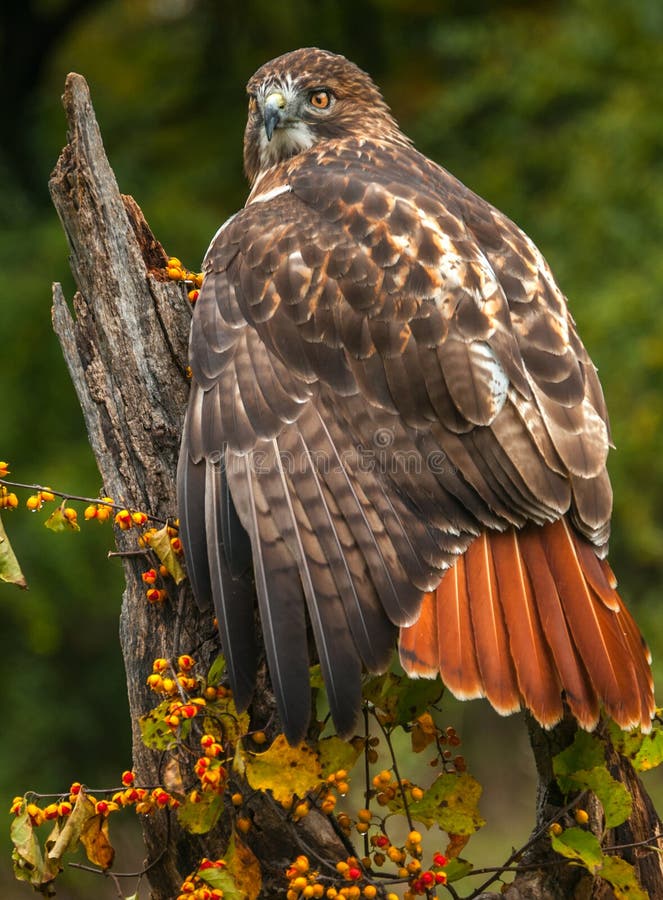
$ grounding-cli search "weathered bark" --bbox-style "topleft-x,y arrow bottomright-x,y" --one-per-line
49,73 -> 662,899
49,72 -> 344,899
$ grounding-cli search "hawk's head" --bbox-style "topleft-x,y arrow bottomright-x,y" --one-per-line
243,48 -> 404,185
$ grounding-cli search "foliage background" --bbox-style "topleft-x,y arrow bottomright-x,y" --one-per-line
1,0 -> 661,896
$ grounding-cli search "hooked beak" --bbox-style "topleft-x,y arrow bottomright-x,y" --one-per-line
263,91 -> 286,141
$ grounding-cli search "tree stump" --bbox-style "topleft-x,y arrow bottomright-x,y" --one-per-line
48,72 -> 662,899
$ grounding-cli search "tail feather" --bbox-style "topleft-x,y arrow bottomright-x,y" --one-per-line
517,526 -> 600,728
464,533 -> 520,715
436,553 -> 484,700
489,529 -> 563,727
540,519 -> 642,729
400,518 -> 654,732
399,592 -> 438,677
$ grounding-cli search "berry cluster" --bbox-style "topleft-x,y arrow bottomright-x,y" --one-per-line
146,654 -> 228,702
165,256 -> 203,305
9,773 -> 180,828
176,857 -> 227,900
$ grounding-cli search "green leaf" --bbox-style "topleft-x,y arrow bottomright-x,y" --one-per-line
145,524 -> 185,583
44,505 -> 80,533
139,699 -> 182,750
0,512 -> 27,588
632,729 -> 663,772
363,671 -> 443,726
608,719 -> 663,772
554,730 -> 605,778
199,865 -> 244,900
600,855 -> 648,900
392,772 -> 485,834
444,857 -> 473,883
562,767 -> 632,828
11,806 -> 60,893
554,730 -> 631,827
550,826 -> 603,874
309,664 -> 324,690
317,736 -> 363,778
206,654 -> 226,686
177,791 -> 224,834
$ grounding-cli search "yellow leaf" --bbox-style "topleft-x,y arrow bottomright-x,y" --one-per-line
145,524 -> 185,583
317,736 -> 363,778
445,832 -> 470,859
80,814 -> 115,869
245,735 -> 322,805
47,791 -> 96,863
0,512 -> 27,588
411,712 -> 437,753
226,828 -> 262,900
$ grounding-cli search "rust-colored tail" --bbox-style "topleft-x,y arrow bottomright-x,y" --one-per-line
399,519 -> 654,732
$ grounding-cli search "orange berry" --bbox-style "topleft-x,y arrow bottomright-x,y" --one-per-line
142,569 -> 158,584
84,504 -> 98,519
58,801 -> 73,816
575,809 -> 589,825
178,655 -> 195,671
550,822 -> 563,836
146,673 -> 163,691
236,816 -> 251,833
26,495 -> 42,511
121,770 -> 135,787
26,803 -> 43,826
43,803 -> 59,820
115,509 -> 133,530
253,731 -> 267,745
63,507 -> 78,522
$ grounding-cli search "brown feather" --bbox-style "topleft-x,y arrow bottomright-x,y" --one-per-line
179,48 -> 655,743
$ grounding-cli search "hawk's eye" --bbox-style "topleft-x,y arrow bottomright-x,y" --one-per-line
248,95 -> 258,115
309,90 -> 332,110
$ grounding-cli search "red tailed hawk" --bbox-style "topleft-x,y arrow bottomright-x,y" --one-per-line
177,48 -> 654,744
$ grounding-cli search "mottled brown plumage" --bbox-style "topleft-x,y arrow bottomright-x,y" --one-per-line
178,48 -> 654,743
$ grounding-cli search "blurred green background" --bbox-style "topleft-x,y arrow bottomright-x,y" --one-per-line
1,0 -> 662,896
